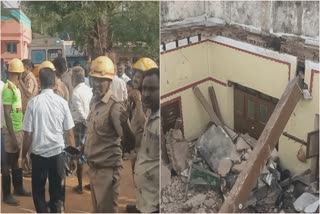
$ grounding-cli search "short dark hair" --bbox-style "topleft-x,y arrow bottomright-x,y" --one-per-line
39,68 -> 56,89
144,68 -> 159,79
53,56 -> 67,72
72,66 -> 85,83
117,61 -> 126,67
22,59 -> 33,70
127,80 -> 133,87
73,60 -> 80,67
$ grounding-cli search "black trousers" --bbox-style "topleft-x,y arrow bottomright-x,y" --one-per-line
31,153 -> 65,213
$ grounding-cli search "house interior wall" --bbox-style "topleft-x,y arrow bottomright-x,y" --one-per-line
161,38 -> 318,174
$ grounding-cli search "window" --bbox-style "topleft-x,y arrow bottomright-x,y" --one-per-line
48,49 -> 63,61
31,50 -> 46,64
6,42 -> 17,54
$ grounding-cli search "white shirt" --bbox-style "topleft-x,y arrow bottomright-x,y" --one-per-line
70,82 -> 93,124
0,81 -> 4,128
85,77 -> 91,88
23,89 -> 75,158
119,73 -> 131,83
110,75 -> 128,102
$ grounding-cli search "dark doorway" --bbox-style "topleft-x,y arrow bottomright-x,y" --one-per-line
161,97 -> 183,135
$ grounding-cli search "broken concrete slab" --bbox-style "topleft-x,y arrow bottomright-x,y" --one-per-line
293,192 -> 319,212
224,126 -> 238,140
218,158 -> 233,177
166,130 -> 190,174
236,137 -> 251,151
240,133 -> 257,149
161,162 -> 172,189
230,149 -> 242,163
304,199 -> 319,213
232,161 -> 247,173
204,198 -> 215,208
184,194 -> 206,209
197,125 -> 235,172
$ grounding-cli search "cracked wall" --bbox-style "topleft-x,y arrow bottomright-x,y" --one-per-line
161,1 -> 319,39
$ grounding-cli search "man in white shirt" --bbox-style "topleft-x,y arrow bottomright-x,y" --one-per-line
70,66 -> 93,194
21,67 -> 76,213
117,61 -> 131,83
110,74 -> 128,102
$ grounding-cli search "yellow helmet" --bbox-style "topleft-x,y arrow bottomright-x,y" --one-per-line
89,56 -> 115,80
8,58 -> 24,73
39,61 -> 56,71
133,57 -> 158,72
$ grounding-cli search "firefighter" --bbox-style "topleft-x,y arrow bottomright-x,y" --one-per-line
38,61 -> 69,101
134,68 -> 160,213
84,56 -> 133,213
126,58 -> 158,175
2,58 -> 31,206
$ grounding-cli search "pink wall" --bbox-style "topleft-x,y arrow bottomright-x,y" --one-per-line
1,19 -> 32,62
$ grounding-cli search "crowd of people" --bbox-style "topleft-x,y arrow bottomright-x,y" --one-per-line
1,55 -> 160,213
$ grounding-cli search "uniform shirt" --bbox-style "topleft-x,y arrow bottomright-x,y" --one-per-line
70,82 -> 93,124
20,72 -> 38,113
119,73 -> 131,83
54,78 -> 69,102
84,90 -> 123,168
110,75 -> 128,102
134,109 -> 160,213
129,101 -> 146,151
61,69 -> 73,98
23,89 -> 74,158
2,80 -> 23,132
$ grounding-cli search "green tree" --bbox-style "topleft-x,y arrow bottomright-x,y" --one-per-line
22,1 -> 159,60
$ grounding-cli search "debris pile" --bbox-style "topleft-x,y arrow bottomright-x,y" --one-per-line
161,123 -> 319,213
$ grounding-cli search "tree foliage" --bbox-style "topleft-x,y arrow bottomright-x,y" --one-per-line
22,1 -> 159,59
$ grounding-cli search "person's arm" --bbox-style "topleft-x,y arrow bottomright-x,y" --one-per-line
130,89 -> 146,125
66,128 -> 76,148
21,100 -> 34,169
18,79 -> 33,97
63,101 -> 76,147
3,105 -> 19,149
22,131 -> 32,159
111,103 -> 135,152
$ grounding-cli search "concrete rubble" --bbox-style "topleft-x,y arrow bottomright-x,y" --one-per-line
161,124 -> 319,213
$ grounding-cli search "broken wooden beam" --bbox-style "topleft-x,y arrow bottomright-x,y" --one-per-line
193,86 -> 233,141
219,77 -> 303,213
193,86 -> 222,126
208,86 -> 223,123
283,132 -> 307,145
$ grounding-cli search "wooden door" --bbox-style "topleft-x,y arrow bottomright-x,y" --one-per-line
161,98 -> 183,135
234,85 -> 277,139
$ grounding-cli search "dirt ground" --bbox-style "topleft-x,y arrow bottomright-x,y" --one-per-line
1,160 -> 136,213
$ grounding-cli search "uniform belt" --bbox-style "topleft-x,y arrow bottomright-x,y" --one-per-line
88,161 -> 108,169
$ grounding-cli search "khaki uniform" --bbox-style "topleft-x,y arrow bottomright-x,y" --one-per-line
54,78 -> 69,102
85,90 -> 123,213
129,102 -> 146,151
134,109 -> 160,213
61,70 -> 73,100
3,129 -> 23,153
20,72 -> 38,113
